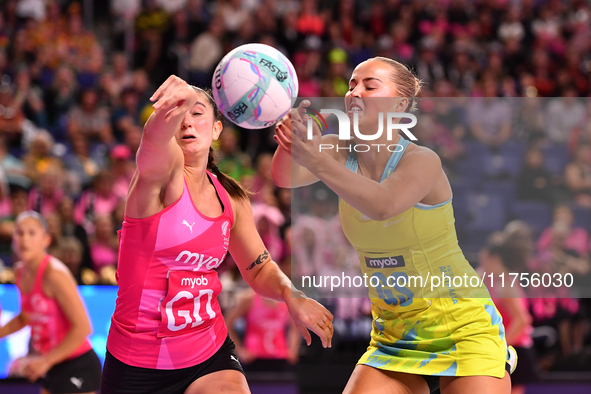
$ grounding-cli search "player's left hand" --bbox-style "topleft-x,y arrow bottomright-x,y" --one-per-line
23,356 -> 51,382
285,291 -> 333,348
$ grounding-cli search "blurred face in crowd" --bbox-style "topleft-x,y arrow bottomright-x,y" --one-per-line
256,153 -> 273,181
346,60 -> 409,135
479,249 -> 504,275
94,172 -> 114,196
553,205 -> 573,227
575,144 -> 591,164
95,214 -> 114,240
174,91 -> 222,158
13,217 -> 50,263
525,149 -> 543,169
219,129 -> 238,155
10,190 -> 28,216
44,213 -> 62,239
60,241 -> 83,274
81,90 -> 98,111
40,169 -> 61,196
58,196 -> 75,222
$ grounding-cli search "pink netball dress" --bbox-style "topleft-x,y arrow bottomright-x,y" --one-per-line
244,294 -> 290,359
16,255 -> 92,358
107,172 -> 234,369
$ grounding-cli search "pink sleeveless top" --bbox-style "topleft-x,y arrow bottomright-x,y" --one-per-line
107,172 -> 234,369
17,255 -> 92,358
244,294 -> 290,359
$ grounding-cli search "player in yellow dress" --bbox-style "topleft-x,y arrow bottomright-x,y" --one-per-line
272,57 -> 516,394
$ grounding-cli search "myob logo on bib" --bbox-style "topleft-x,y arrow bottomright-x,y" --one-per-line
365,255 -> 406,269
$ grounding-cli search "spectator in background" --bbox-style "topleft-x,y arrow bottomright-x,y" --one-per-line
250,153 -> 275,203
512,98 -> 545,143
479,232 -> 538,394
27,166 -> 64,216
447,47 -> 477,94
564,143 -> 591,208
517,147 -> 558,204
537,204 -> 589,260
545,89 -> 586,144
0,81 -> 26,147
532,219 -> 589,364
134,0 -> 169,75
67,88 -> 114,144
101,52 -> 133,106
225,285 -> 300,371
110,144 -> 134,200
88,213 -> 117,285
188,17 -> 224,87
74,170 -> 121,235
56,4 -> 104,83
44,211 -> 62,257
44,65 -> 79,139
467,78 -> 512,148
56,236 -> 84,285
217,127 -> 252,182
252,203 -> 285,264
12,65 -> 46,128
296,0 -> 325,37
0,169 -> 9,217
0,137 -> 28,187
57,195 -> 92,271
415,38 -> 445,88
64,134 -> 102,193
111,87 -> 142,141
0,185 -> 28,266
22,131 -> 62,184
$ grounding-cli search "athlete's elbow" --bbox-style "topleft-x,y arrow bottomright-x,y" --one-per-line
372,203 -> 402,221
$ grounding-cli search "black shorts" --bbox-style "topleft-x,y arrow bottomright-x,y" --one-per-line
42,349 -> 102,394
421,362 -> 512,394
100,335 -> 245,394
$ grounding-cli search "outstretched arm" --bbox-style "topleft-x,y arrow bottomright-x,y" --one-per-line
289,112 -> 446,220
126,75 -> 200,219
229,197 -> 333,348
0,312 -> 29,338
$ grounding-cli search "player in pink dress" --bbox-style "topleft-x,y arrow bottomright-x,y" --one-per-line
0,211 -> 101,393
101,76 -> 333,394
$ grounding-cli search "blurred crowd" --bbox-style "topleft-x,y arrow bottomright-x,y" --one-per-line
0,0 -> 591,375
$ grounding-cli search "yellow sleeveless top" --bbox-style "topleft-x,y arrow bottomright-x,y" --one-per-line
339,137 -> 511,377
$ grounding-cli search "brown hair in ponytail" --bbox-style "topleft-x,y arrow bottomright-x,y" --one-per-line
193,86 -> 251,201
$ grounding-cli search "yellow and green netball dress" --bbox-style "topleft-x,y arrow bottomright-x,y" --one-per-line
339,136 -> 514,378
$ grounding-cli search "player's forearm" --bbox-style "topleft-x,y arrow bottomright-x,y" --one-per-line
272,146 -> 298,188
312,154 -> 400,221
248,260 -> 296,303
0,313 -> 28,338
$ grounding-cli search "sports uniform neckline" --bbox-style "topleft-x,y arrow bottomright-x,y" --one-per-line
184,171 -> 226,221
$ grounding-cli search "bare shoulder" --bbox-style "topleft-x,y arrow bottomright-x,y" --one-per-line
400,144 -> 442,169
43,257 -> 77,297
228,194 -> 251,227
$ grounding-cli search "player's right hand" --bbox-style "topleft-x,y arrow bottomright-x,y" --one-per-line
150,75 -> 199,122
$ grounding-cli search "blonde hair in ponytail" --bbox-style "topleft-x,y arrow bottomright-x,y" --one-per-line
368,57 -> 422,112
